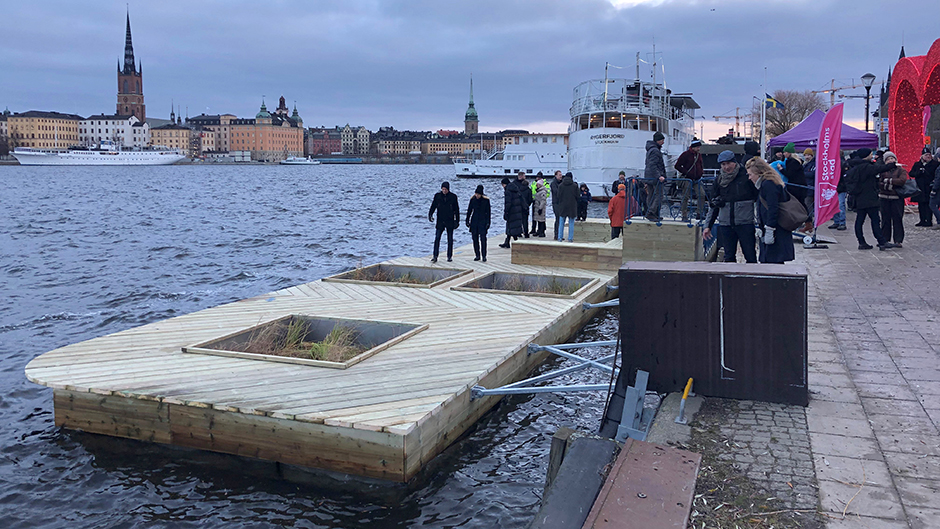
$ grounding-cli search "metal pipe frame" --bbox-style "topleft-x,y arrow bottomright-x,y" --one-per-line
583,299 -> 619,310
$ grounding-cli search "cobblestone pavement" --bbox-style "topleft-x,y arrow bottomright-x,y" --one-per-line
716,400 -> 819,511
797,211 -> 940,528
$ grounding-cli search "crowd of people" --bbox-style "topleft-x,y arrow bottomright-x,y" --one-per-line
426,131 -> 940,265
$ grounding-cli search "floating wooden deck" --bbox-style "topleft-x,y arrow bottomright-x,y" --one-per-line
25,236 -> 617,482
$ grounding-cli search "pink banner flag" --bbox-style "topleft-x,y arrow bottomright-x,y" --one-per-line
814,103 -> 844,228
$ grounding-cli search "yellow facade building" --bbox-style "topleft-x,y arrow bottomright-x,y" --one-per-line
7,111 -> 83,150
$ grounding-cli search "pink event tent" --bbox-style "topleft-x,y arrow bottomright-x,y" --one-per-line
767,109 -> 878,151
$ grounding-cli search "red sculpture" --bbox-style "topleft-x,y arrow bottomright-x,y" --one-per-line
889,39 -> 940,168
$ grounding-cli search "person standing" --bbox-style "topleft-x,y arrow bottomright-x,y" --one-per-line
844,148 -> 897,250
556,172 -> 579,242
577,183 -> 592,221
611,170 -> 627,200
910,147 -> 938,227
428,181 -> 459,262
674,140 -> 704,221
802,148 -> 816,228
607,183 -> 626,238
531,172 -> 544,234
782,143 -> 809,232
499,177 -> 525,248
877,151 -> 908,247
829,151 -> 854,230
550,170 -> 564,240
703,150 -> 758,263
533,180 -> 548,237
930,162 -> 940,228
516,171 -> 533,238
644,131 -> 667,221
466,184 -> 491,261
746,157 -> 795,264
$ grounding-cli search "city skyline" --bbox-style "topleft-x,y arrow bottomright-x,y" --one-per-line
1,1 -> 938,139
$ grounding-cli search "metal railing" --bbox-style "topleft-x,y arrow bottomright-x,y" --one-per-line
615,176 -> 716,224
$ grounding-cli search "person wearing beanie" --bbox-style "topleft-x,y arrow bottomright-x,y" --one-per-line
644,131 -> 667,221
499,175 -> 526,248
428,181 -> 460,262
876,151 -> 908,246
742,140 -> 761,165
674,139 -> 705,221
466,185 -> 491,261
516,171 -> 534,238
783,142 -> 796,154
843,149 -> 897,250
703,150 -> 758,263
910,146 -> 938,226
610,170 -> 627,201
577,182 -> 592,222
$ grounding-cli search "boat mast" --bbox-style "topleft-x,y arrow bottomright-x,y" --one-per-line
604,62 -> 609,107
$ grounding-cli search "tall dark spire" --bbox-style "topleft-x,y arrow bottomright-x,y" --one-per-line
123,10 -> 136,75
899,45 -> 906,60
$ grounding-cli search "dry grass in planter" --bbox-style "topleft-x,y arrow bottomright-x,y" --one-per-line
230,318 -> 365,363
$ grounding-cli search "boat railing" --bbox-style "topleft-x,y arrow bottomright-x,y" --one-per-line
569,95 -> 671,120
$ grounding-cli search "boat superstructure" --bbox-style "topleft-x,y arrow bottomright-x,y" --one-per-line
454,133 -> 568,178
568,60 -> 699,200
13,140 -> 185,166
280,156 -> 321,165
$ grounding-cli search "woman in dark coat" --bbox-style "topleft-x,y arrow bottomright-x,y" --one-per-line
746,157 -> 795,264
466,184 -> 491,261
556,172 -> 580,241
499,177 -> 526,248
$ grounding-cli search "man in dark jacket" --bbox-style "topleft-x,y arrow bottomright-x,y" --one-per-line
428,181 -> 460,262
930,162 -> 940,228
466,184 -> 491,261
555,172 -> 580,241
703,150 -> 758,263
644,131 -> 667,221
782,143 -> 809,232
910,147 -> 938,226
516,171 -> 534,238
500,177 -> 526,248
675,140 -> 704,221
844,149 -> 898,250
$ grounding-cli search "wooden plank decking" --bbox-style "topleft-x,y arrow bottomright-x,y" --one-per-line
26,235 -> 617,481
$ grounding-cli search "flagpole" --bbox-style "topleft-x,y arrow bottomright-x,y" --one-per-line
761,67 -> 767,158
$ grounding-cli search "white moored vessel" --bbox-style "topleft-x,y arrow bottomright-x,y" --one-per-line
454,133 -> 568,178
568,60 -> 699,200
279,156 -> 321,165
13,141 -> 185,166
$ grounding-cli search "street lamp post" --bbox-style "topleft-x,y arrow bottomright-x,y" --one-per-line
861,72 -> 876,132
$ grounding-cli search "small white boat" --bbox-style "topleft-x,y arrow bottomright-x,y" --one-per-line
280,156 -> 321,165
454,133 -> 567,178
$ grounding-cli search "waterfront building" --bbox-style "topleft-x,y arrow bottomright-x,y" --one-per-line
7,111 -> 83,150
227,101 -> 303,162
307,127 -> 343,156
421,136 -> 479,156
80,114 -> 150,148
187,113 -> 237,153
0,108 -> 9,141
464,76 -> 479,136
371,127 -> 428,155
116,12 -> 145,121
150,122 -> 192,157
341,124 -> 371,155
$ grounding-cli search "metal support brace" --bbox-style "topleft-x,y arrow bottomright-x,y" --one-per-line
615,370 -> 654,442
470,340 -> 620,401
606,285 -> 619,293
583,299 -> 619,310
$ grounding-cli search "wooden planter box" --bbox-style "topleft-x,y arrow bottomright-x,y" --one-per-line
182,315 -> 428,369
323,264 -> 471,288
451,271 -> 598,299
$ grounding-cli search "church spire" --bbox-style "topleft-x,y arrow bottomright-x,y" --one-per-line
123,9 -> 136,75
464,74 -> 479,135
899,45 -> 906,60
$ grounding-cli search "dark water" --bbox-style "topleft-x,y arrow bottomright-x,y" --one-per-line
0,164 -> 617,528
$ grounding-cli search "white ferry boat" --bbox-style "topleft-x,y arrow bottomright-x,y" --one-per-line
568,61 -> 699,200
454,133 -> 567,178
13,141 -> 185,166
279,156 -> 321,165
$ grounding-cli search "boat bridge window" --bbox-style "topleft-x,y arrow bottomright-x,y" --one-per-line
589,114 -> 603,129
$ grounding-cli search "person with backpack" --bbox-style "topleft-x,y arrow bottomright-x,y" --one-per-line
746,157 -> 795,263
843,148 -> 898,250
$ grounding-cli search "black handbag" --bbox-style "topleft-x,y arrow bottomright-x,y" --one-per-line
896,178 -> 923,201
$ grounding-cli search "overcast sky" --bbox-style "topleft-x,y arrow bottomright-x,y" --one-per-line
2,0 -> 937,140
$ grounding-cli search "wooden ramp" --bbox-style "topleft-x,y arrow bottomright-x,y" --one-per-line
25,235 -> 617,482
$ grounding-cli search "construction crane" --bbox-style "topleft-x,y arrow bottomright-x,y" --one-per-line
811,79 -> 868,108
712,107 -> 748,138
